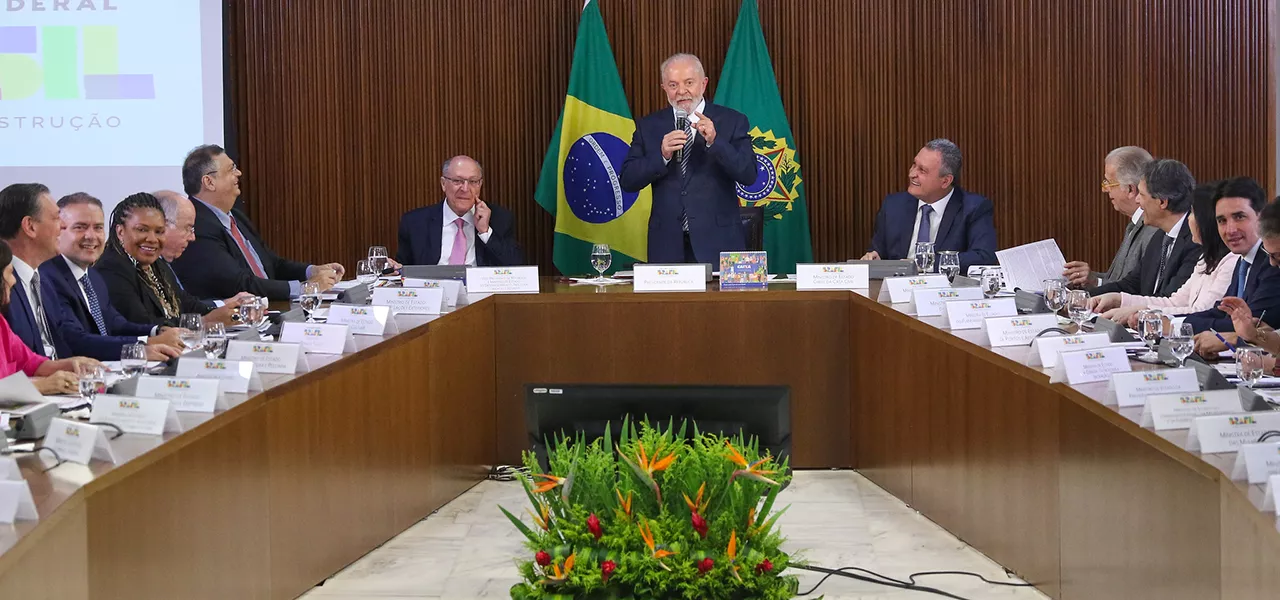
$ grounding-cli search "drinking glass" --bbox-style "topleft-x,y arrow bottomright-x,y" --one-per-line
120,342 -> 147,377
1042,279 -> 1067,317
1067,289 -> 1091,330
1237,348 -> 1267,388
368,246 -> 389,274
1139,310 -> 1164,362
202,322 -> 228,359
981,271 -> 1003,298
77,365 -> 104,404
356,259 -> 378,290
913,242 -> 935,274
236,297 -> 261,327
937,251 -> 961,283
590,243 -> 612,282
300,281 -> 322,323
178,313 -> 204,352
1169,322 -> 1195,367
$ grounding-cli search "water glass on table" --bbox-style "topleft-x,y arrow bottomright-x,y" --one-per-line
981,271 -> 1002,298
120,342 -> 147,377
1138,309 -> 1163,362
1168,322 -> 1195,367
937,251 -> 961,282
368,246 -> 389,274
355,259 -> 378,290
913,242 -> 935,274
1236,347 -> 1267,388
179,313 -> 204,352
78,365 -> 104,404
590,243 -> 612,282
1067,289 -> 1091,330
1042,279 -> 1066,317
202,322 -> 228,359
299,281 -> 323,323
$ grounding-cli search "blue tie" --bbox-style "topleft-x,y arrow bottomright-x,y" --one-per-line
1236,259 -> 1250,297
916,204 -> 934,246
80,274 -> 109,335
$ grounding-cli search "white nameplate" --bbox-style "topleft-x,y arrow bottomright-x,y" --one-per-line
795,264 -> 869,290
371,286 -> 444,315
465,265 -> 540,293
942,297 -> 1017,330
226,340 -> 308,374
1141,389 -> 1241,430
403,278 -> 463,307
633,264 -> 706,292
1108,368 -> 1200,408
978,313 -> 1060,347
0,481 -> 37,523
878,275 -> 949,303
0,457 -> 20,481
89,395 -> 181,436
327,304 -> 399,336
1028,333 -> 1110,368
911,287 -> 983,317
1186,411 -> 1280,454
1050,346 -> 1132,384
42,418 -> 115,465
176,359 -> 263,394
134,376 -> 225,412
280,322 -> 358,355
1263,474 -> 1280,513
1231,442 -> 1280,484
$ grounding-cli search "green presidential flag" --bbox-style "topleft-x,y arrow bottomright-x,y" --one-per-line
714,0 -> 814,274
534,0 -> 651,276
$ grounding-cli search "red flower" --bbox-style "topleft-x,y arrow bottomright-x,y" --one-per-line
601,559 -> 617,583
535,550 -> 552,567
690,512 -> 708,539
587,513 -> 603,540
697,557 -> 715,574
756,558 -> 774,575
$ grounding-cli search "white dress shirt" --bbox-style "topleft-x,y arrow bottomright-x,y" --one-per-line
907,188 -> 955,258
438,203 -> 494,266
10,256 -> 55,357
1131,207 -> 1145,226
62,256 -> 153,339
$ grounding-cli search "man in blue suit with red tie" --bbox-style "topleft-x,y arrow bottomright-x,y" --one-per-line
861,139 -> 998,273
619,53 -> 757,263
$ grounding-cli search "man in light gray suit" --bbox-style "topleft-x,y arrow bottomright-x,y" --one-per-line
1063,146 -> 1161,288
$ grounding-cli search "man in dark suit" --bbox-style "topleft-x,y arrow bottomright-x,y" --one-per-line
619,53 -> 757,263
170,144 -> 344,301
860,139 -> 997,273
1063,146 -> 1160,288
0,183 -> 74,359
1090,159 -> 1201,298
40,193 -> 183,361
396,155 -> 524,266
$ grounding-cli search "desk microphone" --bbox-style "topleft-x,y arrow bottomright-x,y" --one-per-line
674,108 -> 689,162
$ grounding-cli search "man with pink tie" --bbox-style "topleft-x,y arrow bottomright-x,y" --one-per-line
395,155 -> 524,266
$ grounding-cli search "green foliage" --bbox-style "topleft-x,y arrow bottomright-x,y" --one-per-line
500,417 -> 799,599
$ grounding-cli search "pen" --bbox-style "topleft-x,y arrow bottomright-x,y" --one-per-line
1210,328 -> 1238,353
1254,309 -> 1267,329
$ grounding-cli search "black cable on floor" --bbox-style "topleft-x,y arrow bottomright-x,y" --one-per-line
792,564 -> 1035,599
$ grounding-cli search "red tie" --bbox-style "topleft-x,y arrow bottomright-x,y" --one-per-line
229,216 -> 268,278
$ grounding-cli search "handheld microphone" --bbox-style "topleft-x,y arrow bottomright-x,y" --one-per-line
674,108 -> 689,162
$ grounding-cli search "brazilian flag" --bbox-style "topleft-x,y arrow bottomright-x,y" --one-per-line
715,0 -> 814,274
534,0 -> 651,276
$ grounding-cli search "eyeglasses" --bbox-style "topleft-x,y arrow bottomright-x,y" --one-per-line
1101,179 -> 1123,191
443,176 -> 483,187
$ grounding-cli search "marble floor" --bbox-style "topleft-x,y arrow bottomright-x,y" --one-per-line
300,470 -> 1050,600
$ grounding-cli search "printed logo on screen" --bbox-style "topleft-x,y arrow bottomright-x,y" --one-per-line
1179,395 -> 1206,404
0,20 -> 156,101
1084,351 -> 1107,361
117,399 -> 139,409
1143,373 -> 1168,382
167,380 -> 191,389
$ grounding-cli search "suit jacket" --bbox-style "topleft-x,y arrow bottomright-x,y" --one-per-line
867,187 -> 998,273
2,274 -> 72,360
1097,219 -> 1161,286
619,103 -> 757,263
1182,253 -> 1280,333
39,257 -> 155,360
171,197 -> 309,301
1090,220 -> 1199,298
97,248 -> 211,328
395,201 -> 524,266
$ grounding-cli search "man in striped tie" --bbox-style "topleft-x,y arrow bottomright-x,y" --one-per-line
620,53 -> 757,264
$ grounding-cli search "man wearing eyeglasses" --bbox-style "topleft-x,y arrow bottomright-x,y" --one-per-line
395,155 -> 524,267
1062,146 -> 1159,288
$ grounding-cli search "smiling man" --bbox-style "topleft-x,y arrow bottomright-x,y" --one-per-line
861,139 -> 997,273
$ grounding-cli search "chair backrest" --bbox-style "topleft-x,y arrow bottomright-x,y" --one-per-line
739,206 -> 764,252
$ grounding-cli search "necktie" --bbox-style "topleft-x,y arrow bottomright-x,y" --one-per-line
28,272 -> 56,359
449,217 -> 467,265
80,274 -> 109,335
679,120 -> 695,232
1153,236 -> 1174,293
916,205 -> 934,247
228,215 -> 268,278
1235,258 -> 1250,297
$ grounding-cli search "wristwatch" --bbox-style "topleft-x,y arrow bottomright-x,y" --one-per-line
230,311 -> 243,323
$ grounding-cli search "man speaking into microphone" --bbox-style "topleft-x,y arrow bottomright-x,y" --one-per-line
620,53 -> 757,263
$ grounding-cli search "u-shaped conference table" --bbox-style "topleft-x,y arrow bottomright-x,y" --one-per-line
0,279 -> 1275,600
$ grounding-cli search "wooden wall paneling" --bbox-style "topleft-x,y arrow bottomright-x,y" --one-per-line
1219,479 -> 1280,600
0,503 -> 88,600
849,293 -> 919,502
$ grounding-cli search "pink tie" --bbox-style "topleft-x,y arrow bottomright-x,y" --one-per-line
449,217 -> 467,265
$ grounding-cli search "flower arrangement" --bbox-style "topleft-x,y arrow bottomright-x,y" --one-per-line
501,417 -> 800,599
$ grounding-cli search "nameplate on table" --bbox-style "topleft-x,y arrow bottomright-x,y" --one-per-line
133,376 -> 225,412
1263,474 -> 1280,513
0,457 -> 20,481
633,264 -> 706,292
327,304 -> 400,336
1140,389 -> 1241,430
89,395 -> 181,436
1186,411 -> 1280,454
42,418 -> 115,465
912,287 -> 983,317
176,358 -> 263,394
941,297 -> 1017,330
1231,442 -> 1280,484
1108,368 -> 1200,408
403,278 -> 463,307
465,265 -> 539,294
795,264 -> 869,290
280,322 -> 357,355
0,480 -> 36,524
1050,346 -> 1131,384
1028,333 -> 1110,368
226,340 -> 308,374
371,286 -> 444,315
878,275 -> 949,304
978,313 -> 1059,347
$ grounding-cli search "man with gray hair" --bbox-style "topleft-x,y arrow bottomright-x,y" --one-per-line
1063,146 -> 1159,287
395,155 -> 523,266
861,139 -> 997,273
